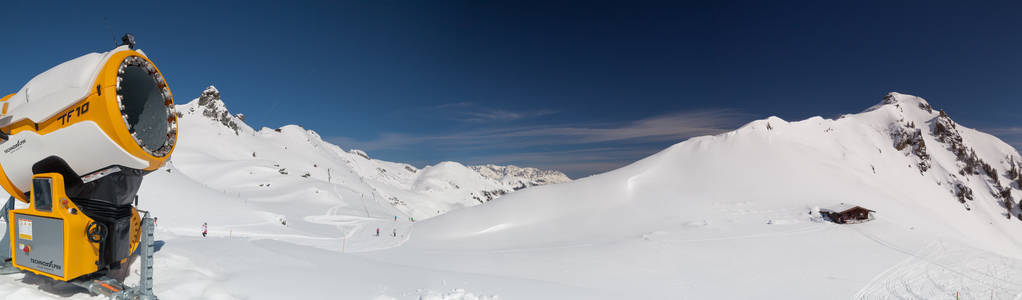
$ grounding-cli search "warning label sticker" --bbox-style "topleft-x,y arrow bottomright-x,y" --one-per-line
17,219 -> 32,240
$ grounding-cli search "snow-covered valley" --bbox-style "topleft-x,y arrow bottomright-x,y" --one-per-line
2,90 -> 1022,299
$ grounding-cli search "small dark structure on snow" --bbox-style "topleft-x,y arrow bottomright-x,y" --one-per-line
822,204 -> 874,224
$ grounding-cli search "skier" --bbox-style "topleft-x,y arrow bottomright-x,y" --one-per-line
376,227 -> 380,237
394,215 -> 397,222
202,222 -> 208,238
392,228 -> 396,237
280,216 -> 287,227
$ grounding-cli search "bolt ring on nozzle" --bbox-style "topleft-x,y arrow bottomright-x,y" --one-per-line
114,55 -> 177,157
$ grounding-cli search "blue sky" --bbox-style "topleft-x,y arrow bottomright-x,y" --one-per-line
2,1 -> 1020,178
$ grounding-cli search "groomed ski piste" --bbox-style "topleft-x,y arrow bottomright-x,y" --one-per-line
1,89 -> 1021,299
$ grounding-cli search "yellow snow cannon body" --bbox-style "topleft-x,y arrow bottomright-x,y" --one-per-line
0,43 -> 175,284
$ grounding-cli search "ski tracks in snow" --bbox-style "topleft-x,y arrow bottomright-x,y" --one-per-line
300,184 -> 414,252
852,227 -> 1022,299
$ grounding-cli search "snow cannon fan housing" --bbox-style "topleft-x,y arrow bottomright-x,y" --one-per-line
0,45 -> 177,204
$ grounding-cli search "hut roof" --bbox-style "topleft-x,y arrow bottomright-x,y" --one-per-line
823,203 -> 874,214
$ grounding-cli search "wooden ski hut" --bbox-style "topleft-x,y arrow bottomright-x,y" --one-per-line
821,204 -> 874,224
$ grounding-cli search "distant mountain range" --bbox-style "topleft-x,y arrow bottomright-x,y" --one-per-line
166,86 -> 571,220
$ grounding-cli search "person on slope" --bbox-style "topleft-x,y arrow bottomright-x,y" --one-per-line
376,227 -> 380,237
202,222 -> 208,238
392,228 -> 397,237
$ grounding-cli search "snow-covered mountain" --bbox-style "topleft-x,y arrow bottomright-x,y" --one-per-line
171,86 -> 569,220
369,92 -> 1022,299
470,164 -> 571,190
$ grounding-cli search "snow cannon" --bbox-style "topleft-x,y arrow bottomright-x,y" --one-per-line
0,45 -> 177,201
0,40 -> 174,289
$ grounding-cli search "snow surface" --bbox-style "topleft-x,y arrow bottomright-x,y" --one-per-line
0,86 -> 571,299
1,90 -> 1021,299
372,93 -> 1022,299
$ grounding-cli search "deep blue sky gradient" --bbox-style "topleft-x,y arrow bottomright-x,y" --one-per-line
2,1 -> 1020,177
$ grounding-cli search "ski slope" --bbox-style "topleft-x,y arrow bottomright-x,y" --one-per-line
0,86 -> 571,299
1,91 -> 1021,299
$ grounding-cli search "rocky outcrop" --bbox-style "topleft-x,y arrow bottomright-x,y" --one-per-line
884,93 -> 1020,218
193,86 -> 244,135
891,121 -> 930,173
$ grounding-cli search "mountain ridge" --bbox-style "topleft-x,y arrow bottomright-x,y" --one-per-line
171,85 -> 571,220
470,164 -> 572,190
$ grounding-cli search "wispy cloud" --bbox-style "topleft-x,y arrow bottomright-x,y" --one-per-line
329,109 -> 748,176
984,127 -> 1022,135
487,110 -> 742,144
332,110 -> 744,151
435,102 -> 557,122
